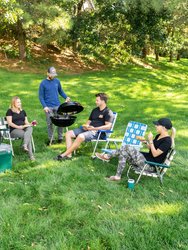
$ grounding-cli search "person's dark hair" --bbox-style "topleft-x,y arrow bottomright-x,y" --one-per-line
95,93 -> 108,103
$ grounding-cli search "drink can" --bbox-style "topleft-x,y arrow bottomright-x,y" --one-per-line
128,179 -> 135,190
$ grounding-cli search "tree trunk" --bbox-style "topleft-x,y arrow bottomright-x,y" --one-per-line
17,19 -> 26,60
72,40 -> 79,51
169,50 -> 173,62
155,46 -> 159,61
74,0 -> 84,16
177,52 -> 181,60
72,1 -> 84,51
142,46 -> 147,59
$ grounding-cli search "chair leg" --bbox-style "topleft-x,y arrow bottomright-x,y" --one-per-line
127,164 -> 132,179
159,175 -> 163,185
135,164 -> 148,184
31,136 -> 35,153
91,133 -> 101,158
114,141 -> 119,149
104,141 -> 110,150
8,132 -> 14,156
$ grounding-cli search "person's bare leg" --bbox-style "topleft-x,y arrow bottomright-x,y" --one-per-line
60,134 -> 85,158
65,130 -> 76,157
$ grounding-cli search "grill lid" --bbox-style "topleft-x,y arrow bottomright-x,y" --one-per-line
57,101 -> 84,115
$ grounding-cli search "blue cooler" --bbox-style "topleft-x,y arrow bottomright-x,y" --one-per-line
0,143 -> 12,172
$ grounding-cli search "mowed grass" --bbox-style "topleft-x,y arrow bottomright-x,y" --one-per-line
0,58 -> 188,250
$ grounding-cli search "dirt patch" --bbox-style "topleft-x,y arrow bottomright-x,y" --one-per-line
0,43 -> 106,74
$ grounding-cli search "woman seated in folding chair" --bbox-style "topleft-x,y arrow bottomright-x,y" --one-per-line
6,96 -> 35,161
96,118 -> 175,181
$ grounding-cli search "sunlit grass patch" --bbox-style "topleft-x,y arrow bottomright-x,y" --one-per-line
140,203 -> 183,216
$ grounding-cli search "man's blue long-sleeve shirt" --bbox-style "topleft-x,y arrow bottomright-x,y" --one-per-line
39,78 -> 67,108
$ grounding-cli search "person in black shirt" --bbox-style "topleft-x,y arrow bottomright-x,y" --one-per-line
55,93 -> 113,160
6,96 -> 35,161
96,118 -> 175,181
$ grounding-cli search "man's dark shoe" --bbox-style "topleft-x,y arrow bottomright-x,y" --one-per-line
57,139 -> 63,143
53,155 -> 71,161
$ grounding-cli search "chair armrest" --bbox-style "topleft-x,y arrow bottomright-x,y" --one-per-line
106,138 -> 123,142
98,130 -> 113,133
0,127 -> 8,131
145,160 -> 170,168
102,149 -> 116,154
79,127 -> 113,134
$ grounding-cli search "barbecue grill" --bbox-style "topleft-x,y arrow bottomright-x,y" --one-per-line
50,101 -> 84,127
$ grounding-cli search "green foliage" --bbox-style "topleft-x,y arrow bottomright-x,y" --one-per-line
0,43 -> 19,58
0,0 -> 188,62
0,0 -> 22,24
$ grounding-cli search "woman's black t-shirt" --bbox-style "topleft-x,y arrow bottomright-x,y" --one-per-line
141,134 -> 172,163
6,109 -> 27,132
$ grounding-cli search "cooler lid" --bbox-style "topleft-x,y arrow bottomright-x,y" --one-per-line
57,101 -> 84,114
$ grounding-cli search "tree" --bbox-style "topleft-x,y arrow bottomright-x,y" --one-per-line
0,0 -> 72,60
163,0 -> 188,61
124,0 -> 171,59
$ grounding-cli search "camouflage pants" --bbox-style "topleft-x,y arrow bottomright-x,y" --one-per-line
111,145 -> 148,177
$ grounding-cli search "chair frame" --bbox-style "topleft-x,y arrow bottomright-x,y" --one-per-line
127,148 -> 176,185
91,112 -> 118,158
101,121 -> 148,155
0,117 -> 35,156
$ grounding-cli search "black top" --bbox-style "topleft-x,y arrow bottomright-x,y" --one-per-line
89,107 -> 113,127
141,134 -> 172,163
6,109 -> 27,132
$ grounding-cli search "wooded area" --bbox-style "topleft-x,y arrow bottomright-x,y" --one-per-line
0,0 -> 188,64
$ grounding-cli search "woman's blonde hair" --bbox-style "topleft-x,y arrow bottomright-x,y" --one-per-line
10,96 -> 22,111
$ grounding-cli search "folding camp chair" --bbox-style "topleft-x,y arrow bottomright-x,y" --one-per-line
127,127 -> 176,185
91,112 -> 117,158
127,148 -> 176,185
0,117 -> 35,156
101,121 -> 148,155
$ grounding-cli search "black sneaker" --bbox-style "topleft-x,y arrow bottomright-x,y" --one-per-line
53,155 -> 71,161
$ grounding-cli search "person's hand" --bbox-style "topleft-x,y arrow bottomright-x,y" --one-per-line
86,125 -> 95,131
148,131 -> 153,142
65,97 -> 71,102
82,124 -> 90,130
20,124 -> 31,129
44,107 -> 50,113
24,124 -> 31,128
31,120 -> 37,126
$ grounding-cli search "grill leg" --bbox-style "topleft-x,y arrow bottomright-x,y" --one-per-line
49,126 -> 56,145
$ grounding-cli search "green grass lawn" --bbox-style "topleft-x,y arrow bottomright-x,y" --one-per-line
0,58 -> 188,250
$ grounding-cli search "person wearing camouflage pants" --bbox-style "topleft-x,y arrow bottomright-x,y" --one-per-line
110,145 -> 148,178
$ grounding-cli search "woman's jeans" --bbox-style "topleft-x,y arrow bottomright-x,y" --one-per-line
11,126 -> 33,157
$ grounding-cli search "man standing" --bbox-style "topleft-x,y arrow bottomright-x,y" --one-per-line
39,66 -> 70,145
54,93 -> 114,160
